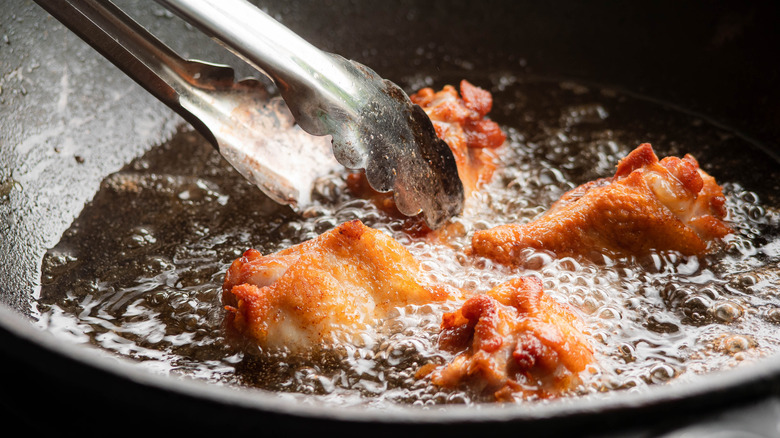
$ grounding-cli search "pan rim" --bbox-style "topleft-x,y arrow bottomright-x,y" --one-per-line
2,301 -> 779,427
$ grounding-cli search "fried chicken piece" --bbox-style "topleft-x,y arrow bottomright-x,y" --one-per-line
471,144 -> 731,264
427,277 -> 593,401
222,220 -> 459,353
347,80 -> 505,234
411,79 -> 506,194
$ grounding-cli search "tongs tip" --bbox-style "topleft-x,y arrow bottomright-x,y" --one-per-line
322,63 -> 465,230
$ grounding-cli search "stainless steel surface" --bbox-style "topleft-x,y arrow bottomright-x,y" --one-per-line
156,0 -> 464,228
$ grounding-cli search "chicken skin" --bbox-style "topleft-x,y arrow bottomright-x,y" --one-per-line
471,144 -> 731,264
410,79 -> 506,195
222,220 -> 459,353
426,277 -> 593,401
224,220 -> 594,395
347,80 -> 505,233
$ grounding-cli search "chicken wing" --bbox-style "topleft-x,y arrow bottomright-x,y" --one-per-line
471,143 -> 731,264
425,276 -> 594,401
347,80 -> 505,234
222,220 -> 460,353
410,79 -> 506,195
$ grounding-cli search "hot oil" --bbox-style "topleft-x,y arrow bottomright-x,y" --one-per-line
36,75 -> 780,406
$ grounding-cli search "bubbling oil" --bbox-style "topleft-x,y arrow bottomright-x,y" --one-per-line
36,76 -> 780,406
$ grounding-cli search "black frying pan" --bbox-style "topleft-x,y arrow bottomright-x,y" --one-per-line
2,1 -> 780,435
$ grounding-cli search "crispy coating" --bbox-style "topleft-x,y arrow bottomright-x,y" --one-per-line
347,80 -> 505,234
427,277 -> 593,401
222,220 -> 459,352
223,221 -> 596,394
471,144 -> 731,264
410,79 -> 505,195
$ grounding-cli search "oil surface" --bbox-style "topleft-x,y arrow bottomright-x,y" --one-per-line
37,75 -> 780,406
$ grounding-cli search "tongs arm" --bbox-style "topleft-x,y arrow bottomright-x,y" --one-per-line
34,0 -> 224,148
156,0 -> 359,138
35,0 -> 343,208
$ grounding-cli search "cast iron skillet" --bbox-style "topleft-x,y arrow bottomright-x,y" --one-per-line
2,1 -> 779,436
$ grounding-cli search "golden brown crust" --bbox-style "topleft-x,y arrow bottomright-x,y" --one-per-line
429,277 -> 594,400
471,143 -> 732,263
222,220 -> 458,352
410,80 -> 506,196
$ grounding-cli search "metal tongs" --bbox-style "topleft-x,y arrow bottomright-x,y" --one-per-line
34,0 -> 464,228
